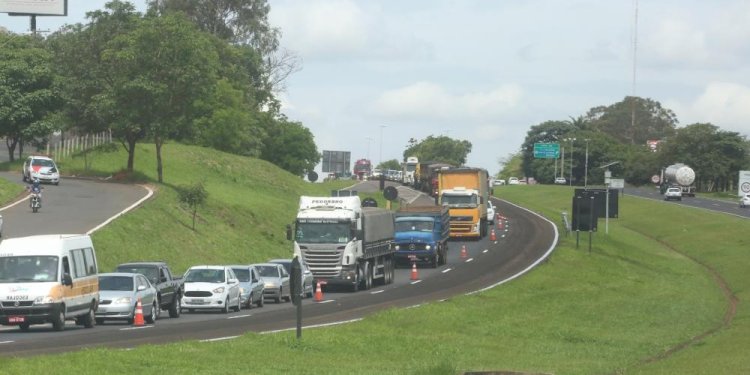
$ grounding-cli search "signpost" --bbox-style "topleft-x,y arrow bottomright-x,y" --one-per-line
533,143 -> 560,159
290,256 -> 303,340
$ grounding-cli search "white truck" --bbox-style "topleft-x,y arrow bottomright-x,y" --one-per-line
289,196 -> 396,292
661,163 -> 696,197
403,156 -> 419,185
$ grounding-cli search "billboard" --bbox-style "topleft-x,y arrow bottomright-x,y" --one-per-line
321,150 -> 351,174
1,0 -> 67,16
739,170 -> 750,197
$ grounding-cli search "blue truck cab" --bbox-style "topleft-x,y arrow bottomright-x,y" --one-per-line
394,205 -> 450,268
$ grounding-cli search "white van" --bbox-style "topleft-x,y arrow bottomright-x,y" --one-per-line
0,234 -> 99,331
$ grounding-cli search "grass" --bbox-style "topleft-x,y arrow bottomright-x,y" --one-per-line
0,146 -> 747,374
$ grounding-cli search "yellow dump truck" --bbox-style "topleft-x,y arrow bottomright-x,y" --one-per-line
437,168 -> 489,239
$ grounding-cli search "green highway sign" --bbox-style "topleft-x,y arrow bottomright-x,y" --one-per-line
533,143 -> 560,159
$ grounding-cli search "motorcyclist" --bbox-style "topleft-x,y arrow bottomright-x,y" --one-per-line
28,178 -> 42,204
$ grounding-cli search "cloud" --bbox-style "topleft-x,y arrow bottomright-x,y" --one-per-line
667,82 -> 750,135
370,82 -> 523,121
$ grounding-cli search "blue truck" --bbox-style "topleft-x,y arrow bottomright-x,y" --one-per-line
394,205 -> 450,268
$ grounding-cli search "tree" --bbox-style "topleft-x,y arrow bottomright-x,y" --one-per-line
0,33 -> 59,161
260,116 -> 320,176
377,159 -> 401,171
585,96 -> 678,145
178,182 -> 208,230
402,135 -> 472,166
104,13 -> 220,183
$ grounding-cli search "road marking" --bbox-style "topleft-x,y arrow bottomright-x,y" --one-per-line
0,341 -> 14,344
410,280 -> 422,285
441,268 -> 452,273
406,304 -> 422,309
317,299 -> 335,304
119,325 -> 153,331
88,185 -> 154,234
483,249 -> 489,253
370,290 -> 384,294
502,234 -> 506,238
465,258 -> 474,263
713,203 -> 720,206
228,314 -> 251,319
261,318 -> 363,334
200,335 -> 239,342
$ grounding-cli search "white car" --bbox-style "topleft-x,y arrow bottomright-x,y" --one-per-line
487,201 -> 496,225
508,177 -> 519,185
22,155 -> 60,185
664,187 -> 682,201
740,194 -> 750,208
492,179 -> 505,186
181,265 -> 242,313
554,177 -> 567,185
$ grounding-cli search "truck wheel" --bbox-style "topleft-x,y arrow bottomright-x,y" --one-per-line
169,295 -> 181,318
364,263 -> 373,290
95,318 -> 104,325
351,266 -> 361,292
431,254 -> 439,268
19,323 -> 30,331
81,304 -> 96,328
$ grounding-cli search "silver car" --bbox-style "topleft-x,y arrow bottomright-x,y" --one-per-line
268,259 -> 314,299
229,265 -> 265,309
96,273 -> 159,325
252,263 -> 290,303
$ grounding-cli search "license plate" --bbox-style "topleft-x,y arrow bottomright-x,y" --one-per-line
189,299 -> 204,304
408,255 -> 417,260
8,316 -> 25,324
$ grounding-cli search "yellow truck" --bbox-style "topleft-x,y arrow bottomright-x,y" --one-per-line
437,168 -> 489,239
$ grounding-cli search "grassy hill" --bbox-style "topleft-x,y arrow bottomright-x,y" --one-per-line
2,144 -> 748,374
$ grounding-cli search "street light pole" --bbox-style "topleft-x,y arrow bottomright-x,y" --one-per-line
584,139 -> 590,188
379,125 -> 386,167
565,138 -> 576,186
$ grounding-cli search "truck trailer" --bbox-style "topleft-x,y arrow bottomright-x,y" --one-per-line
394,205 -> 450,268
438,167 -> 490,239
660,163 -> 696,197
290,196 -> 395,292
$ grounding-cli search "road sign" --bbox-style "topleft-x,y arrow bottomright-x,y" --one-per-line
651,174 -> 660,184
533,143 -> 560,159
609,178 -> 625,189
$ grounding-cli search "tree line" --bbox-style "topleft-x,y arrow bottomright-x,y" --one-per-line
500,96 -> 749,192
0,0 -> 320,183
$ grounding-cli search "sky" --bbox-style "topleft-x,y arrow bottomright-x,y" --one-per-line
2,0 -> 750,175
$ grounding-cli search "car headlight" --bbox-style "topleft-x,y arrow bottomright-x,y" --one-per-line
33,296 -> 56,304
425,245 -> 431,250
113,297 -> 132,305
212,287 -> 225,294
265,282 -> 277,288
394,245 -> 400,250
240,287 -> 245,294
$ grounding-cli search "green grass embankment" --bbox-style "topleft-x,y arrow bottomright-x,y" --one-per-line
1,146 -> 746,374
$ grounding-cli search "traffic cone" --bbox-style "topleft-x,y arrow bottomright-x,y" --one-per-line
490,228 -> 497,241
314,281 -> 324,302
133,298 -> 145,326
411,262 -> 418,281
497,219 -> 504,229
460,245 -> 468,258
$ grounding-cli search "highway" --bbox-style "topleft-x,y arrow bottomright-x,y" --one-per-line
623,186 -> 750,219
0,177 -> 557,356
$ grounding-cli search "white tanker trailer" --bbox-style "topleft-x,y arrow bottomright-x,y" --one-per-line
660,163 -> 696,197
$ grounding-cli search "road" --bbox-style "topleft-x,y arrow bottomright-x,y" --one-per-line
0,179 -> 558,356
624,186 -> 750,219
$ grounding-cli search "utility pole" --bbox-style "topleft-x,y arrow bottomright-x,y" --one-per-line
379,125 -> 387,167
584,139 -> 590,188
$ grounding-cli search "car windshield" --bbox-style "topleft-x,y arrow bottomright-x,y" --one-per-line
116,266 -> 159,285
184,269 -> 225,283
31,159 -> 55,167
395,219 -> 434,232
99,276 -> 134,291
255,265 -> 280,278
232,268 -> 251,282
0,256 -> 58,283
270,261 -> 292,275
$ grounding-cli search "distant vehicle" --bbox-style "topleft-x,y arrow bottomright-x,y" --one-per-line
403,156 -> 419,185
438,168 -> 490,238
353,159 -> 372,180
487,201 -> 496,225
394,205 -> 450,268
508,177 -> 520,185
664,187 -> 683,201
739,194 -> 750,208
268,259 -> 314,299
492,179 -> 506,186
96,273 -> 159,325
554,177 -> 567,185
252,263 -> 290,303
660,163 -> 696,197
229,265 -> 265,308
115,261 -> 183,318
181,266 -> 242,313
22,155 -> 60,185
371,169 -> 383,178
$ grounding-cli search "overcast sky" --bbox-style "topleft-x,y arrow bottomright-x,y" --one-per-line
2,1 -> 749,174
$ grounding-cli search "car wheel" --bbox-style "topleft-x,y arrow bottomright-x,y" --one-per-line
52,309 -> 66,331
257,293 -> 264,308
95,318 -> 104,325
246,294 -> 253,309
222,297 -> 230,313
19,323 -> 30,331
276,288 -> 282,303
235,295 -> 242,312
169,295 -> 181,318
145,302 -> 157,324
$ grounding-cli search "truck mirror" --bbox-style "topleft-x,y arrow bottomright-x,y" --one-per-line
62,273 -> 73,287
286,224 -> 293,241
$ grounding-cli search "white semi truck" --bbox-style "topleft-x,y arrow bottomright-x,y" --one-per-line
290,196 -> 396,292
660,163 -> 696,197
403,156 -> 419,185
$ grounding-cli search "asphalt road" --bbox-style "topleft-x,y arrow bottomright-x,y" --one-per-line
624,185 -> 750,219
0,179 -> 558,356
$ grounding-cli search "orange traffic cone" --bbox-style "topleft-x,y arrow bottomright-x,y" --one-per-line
490,228 -> 497,241
460,245 -> 468,258
133,298 -> 145,326
314,281 -> 324,302
411,262 -> 419,281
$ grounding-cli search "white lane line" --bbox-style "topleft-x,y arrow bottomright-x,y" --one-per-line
87,185 -> 154,234
119,325 -> 153,331
441,268 -> 452,273
405,304 -> 422,309
0,195 -> 31,211
228,314 -> 251,319
483,249 -> 489,253
200,335 -> 239,342
465,258 -> 474,263
370,290 -> 384,294
0,341 -> 14,344
502,234 -> 506,238
410,280 -> 422,285
261,318 -> 363,334
316,299 -> 335,304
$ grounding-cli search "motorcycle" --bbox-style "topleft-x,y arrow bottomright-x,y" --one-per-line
30,193 -> 41,213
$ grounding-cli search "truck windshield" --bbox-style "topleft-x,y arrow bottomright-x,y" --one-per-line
295,222 -> 351,244
99,275 -> 134,291
116,265 -> 159,285
441,194 -> 478,207
406,164 -> 417,172
395,219 -> 434,232
0,256 -> 58,283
